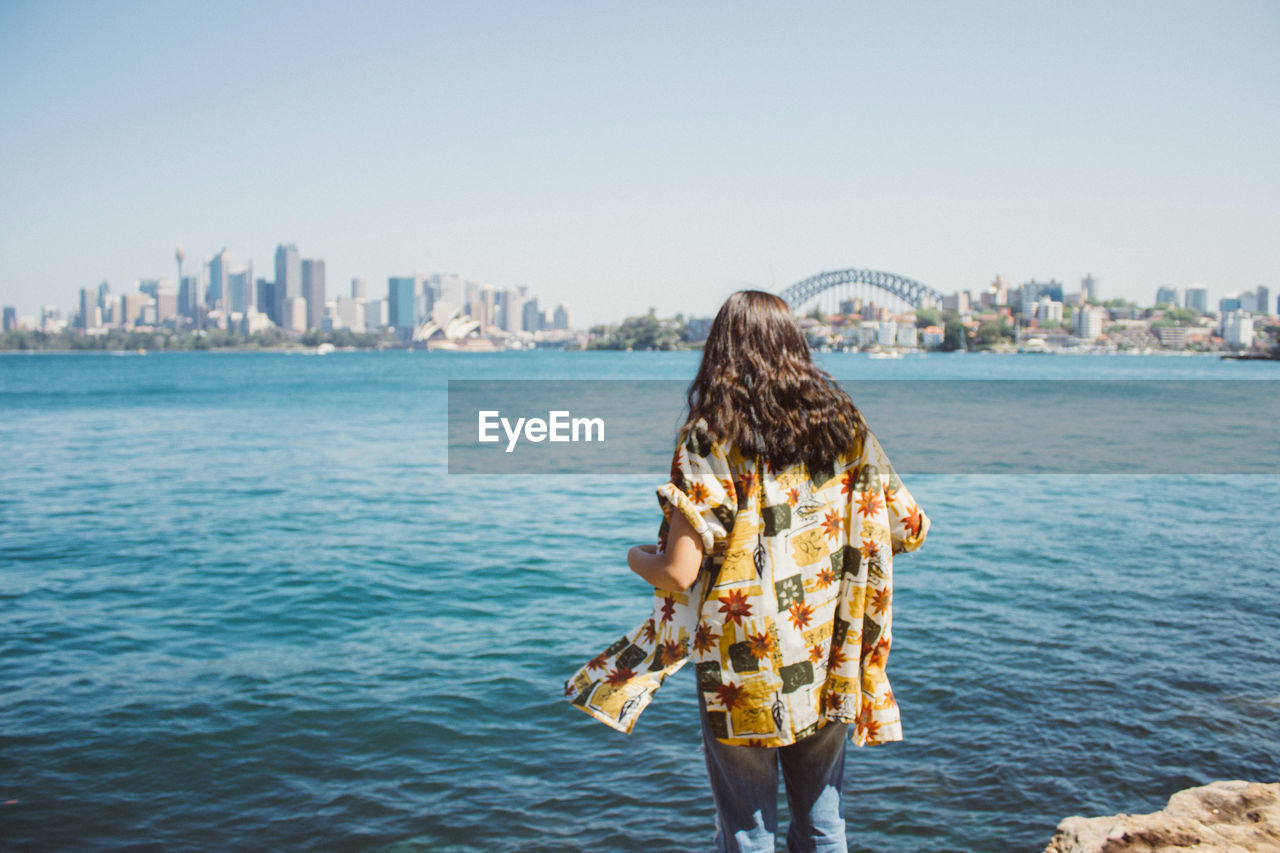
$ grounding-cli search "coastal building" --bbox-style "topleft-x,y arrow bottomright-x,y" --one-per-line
273,244 -> 301,327
1219,295 -> 1242,314
1074,305 -> 1107,340
1221,311 -> 1254,349
351,278 -> 367,300
876,320 -> 897,347
2,306 -> 16,332
896,322 -> 917,348
1155,326 -> 1186,349
1257,286 -> 1270,316
1034,299 -> 1063,325
302,259 -> 326,331
1019,280 -> 1064,319
498,288 -> 525,333
364,299 -> 386,329
1184,285 -> 1208,313
178,275 -> 202,319
1156,286 -> 1179,307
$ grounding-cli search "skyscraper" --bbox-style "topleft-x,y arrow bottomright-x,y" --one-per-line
351,278 -> 367,299
388,276 -> 418,339
1080,274 -> 1098,302
1184,285 -> 1208,313
206,248 -> 229,309
1256,286 -> 1270,317
274,244 -> 301,326
79,288 -> 96,331
1155,286 -> 1179,307
2,306 -> 16,332
302,259 -> 326,331
228,263 -> 253,314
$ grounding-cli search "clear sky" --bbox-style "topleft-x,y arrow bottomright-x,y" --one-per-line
1,0 -> 1277,324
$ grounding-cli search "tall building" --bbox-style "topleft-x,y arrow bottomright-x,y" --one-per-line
1155,286 -> 1179,307
206,248 -> 229,309
1222,311 -> 1254,349
351,278 -> 367,299
179,275 -> 202,319
1080,274 -> 1098,302
1074,305 -> 1106,339
286,297 -> 308,332
155,286 -> 179,323
97,280 -> 111,312
228,263 -> 253,314
388,276 -> 419,339
1257,286 -> 1270,316
522,297 -> 541,332
553,303 -> 572,330
1184,285 -> 1208,313
2,306 -> 16,332
79,288 -> 96,331
301,259 -> 326,330
120,292 -> 148,328
256,279 -> 275,319
498,288 -> 525,333
1219,295 -> 1242,314
274,244 -> 301,326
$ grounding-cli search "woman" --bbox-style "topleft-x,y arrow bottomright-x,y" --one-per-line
566,290 -> 929,853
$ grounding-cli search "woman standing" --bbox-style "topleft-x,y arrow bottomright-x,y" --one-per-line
566,290 -> 929,853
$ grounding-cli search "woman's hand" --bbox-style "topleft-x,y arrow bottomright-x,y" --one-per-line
627,511 -> 704,592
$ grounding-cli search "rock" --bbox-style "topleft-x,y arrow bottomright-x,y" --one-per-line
1042,780 -> 1280,853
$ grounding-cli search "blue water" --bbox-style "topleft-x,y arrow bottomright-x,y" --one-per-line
2,351 -> 1277,852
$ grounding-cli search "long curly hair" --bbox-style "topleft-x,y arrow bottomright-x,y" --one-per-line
683,290 -> 865,472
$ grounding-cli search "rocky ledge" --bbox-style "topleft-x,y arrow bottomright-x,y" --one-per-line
1043,780 -> 1280,853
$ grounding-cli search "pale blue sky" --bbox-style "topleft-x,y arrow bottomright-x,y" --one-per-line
1,0 -> 1277,323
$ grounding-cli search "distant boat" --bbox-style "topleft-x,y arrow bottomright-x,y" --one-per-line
315,343 -> 335,355
869,351 -> 903,359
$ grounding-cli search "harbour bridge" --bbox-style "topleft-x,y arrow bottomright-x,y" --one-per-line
776,268 -> 943,314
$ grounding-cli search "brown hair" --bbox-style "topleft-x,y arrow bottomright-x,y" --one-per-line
683,290 -> 865,472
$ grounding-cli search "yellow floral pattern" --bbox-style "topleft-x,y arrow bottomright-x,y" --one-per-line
565,419 -> 929,747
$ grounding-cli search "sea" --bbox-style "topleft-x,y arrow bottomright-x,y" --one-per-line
2,350 -> 1277,853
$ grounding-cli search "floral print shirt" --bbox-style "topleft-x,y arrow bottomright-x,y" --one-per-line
565,419 -> 929,747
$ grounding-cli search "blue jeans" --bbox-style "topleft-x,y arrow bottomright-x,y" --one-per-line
699,694 -> 849,853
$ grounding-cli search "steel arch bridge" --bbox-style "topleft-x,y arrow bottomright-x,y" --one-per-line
777,268 -> 943,311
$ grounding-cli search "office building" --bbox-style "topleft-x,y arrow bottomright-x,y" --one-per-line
364,299 -> 386,330
179,275 -> 201,319
553,303 -> 572,331
228,263 -> 253,314
1257,286 -> 1270,316
155,286 -> 179,323
1184,285 -> 1208,313
388,276 -> 419,339
285,297 -> 307,332
256,279 -> 275,319
1080,274 -> 1098,302
351,278 -> 367,299
79,288 -> 96,331
522,297 -> 541,332
97,280 -> 111,311
1221,311 -> 1254,349
2,306 -> 16,332
1156,286 -> 1179,307
498,288 -> 525,333
1219,295 -> 1242,314
1156,326 -> 1186,349
121,292 -> 148,328
274,244 -> 301,326
302,259 -> 326,330
1074,305 -> 1107,339
206,248 -> 229,309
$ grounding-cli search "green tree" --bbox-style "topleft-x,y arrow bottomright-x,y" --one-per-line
914,307 -> 940,327
941,318 -> 968,351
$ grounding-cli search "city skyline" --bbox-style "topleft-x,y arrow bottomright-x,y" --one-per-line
1,2 -> 1277,323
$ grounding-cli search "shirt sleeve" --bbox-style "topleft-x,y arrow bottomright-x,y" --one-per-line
864,430 -> 930,555
655,423 -> 736,553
